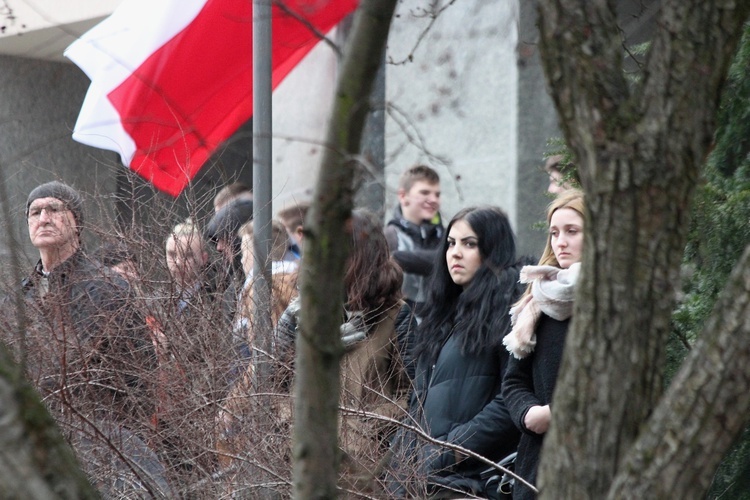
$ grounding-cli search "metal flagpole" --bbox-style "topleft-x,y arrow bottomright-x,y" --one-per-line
252,0 -> 273,382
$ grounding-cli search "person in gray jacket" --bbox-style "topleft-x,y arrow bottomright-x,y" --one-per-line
384,165 -> 444,320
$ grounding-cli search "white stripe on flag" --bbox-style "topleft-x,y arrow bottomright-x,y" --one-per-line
65,0 -> 207,163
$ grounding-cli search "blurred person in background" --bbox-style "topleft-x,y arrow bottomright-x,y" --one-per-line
385,165 -> 444,321
277,200 -> 309,258
227,210 -> 417,495
544,155 -> 577,195
213,181 -> 253,214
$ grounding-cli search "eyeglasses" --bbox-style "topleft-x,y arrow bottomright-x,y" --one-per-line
28,203 -> 67,220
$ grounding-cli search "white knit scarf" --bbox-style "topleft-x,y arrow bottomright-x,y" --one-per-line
503,262 -> 580,359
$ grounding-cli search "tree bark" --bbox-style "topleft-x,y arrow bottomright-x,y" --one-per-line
0,346 -> 98,499
292,1 -> 397,498
609,246 -> 750,498
534,0 -> 750,498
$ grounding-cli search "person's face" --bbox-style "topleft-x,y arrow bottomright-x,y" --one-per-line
27,197 -> 78,251
166,233 -> 207,285
399,180 -> 441,224
547,170 -> 571,195
446,219 -> 482,287
549,208 -> 584,269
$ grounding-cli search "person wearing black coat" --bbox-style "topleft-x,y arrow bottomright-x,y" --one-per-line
501,189 -> 585,499
502,316 -> 569,499
388,206 -> 523,498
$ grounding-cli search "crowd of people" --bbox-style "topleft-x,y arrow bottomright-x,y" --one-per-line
0,160 -> 584,498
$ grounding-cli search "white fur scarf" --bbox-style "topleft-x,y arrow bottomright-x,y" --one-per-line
503,262 -> 580,359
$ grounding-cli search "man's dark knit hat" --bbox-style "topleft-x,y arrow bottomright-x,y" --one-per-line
26,181 -> 84,231
205,199 -> 254,244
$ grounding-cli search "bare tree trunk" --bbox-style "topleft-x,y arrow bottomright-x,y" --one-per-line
0,349 -> 99,499
609,246 -> 750,498
534,0 -> 750,498
292,1 -> 398,498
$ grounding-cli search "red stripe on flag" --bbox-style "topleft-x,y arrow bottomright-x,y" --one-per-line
107,0 -> 357,197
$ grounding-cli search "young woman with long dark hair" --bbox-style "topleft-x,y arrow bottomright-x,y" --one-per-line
388,205 -> 523,498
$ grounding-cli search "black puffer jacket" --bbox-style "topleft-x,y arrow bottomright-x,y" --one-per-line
389,325 -> 520,497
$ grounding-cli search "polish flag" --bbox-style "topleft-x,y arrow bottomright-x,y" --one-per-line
65,0 -> 358,197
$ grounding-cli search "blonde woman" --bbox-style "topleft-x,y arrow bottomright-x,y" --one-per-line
502,189 -> 585,499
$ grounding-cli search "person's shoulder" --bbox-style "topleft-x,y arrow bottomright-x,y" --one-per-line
395,299 -> 412,318
71,254 -> 133,298
383,222 -> 403,243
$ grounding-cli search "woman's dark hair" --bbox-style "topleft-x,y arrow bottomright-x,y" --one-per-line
344,209 -> 403,315
415,206 -> 522,361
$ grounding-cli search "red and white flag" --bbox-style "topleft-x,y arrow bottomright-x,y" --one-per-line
65,0 -> 357,197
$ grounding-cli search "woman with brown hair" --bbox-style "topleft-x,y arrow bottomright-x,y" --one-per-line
273,209 -> 417,493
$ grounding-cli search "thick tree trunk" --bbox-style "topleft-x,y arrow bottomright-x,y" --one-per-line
609,246 -> 750,498
292,1 -> 397,498
534,0 -> 750,498
0,346 -> 98,499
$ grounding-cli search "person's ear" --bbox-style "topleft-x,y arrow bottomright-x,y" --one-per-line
397,188 -> 408,205
294,226 -> 304,242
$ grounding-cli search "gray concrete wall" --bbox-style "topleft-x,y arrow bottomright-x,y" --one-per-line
515,0 -> 562,258
385,1 -> 521,232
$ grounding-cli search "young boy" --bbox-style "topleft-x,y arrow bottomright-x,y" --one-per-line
384,165 -> 443,319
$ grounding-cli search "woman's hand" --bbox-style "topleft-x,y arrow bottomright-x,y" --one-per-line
524,405 -> 551,434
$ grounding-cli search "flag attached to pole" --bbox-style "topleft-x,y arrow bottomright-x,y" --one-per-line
65,0 -> 357,197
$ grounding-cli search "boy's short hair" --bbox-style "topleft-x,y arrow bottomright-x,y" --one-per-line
544,154 -> 580,185
169,218 -> 207,250
398,165 -> 440,192
277,201 -> 310,232
214,182 -> 252,210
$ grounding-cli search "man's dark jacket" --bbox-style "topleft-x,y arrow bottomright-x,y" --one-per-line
384,206 -> 444,313
18,250 -> 156,433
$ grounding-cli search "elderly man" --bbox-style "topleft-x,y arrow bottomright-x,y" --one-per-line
17,181 -> 166,494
